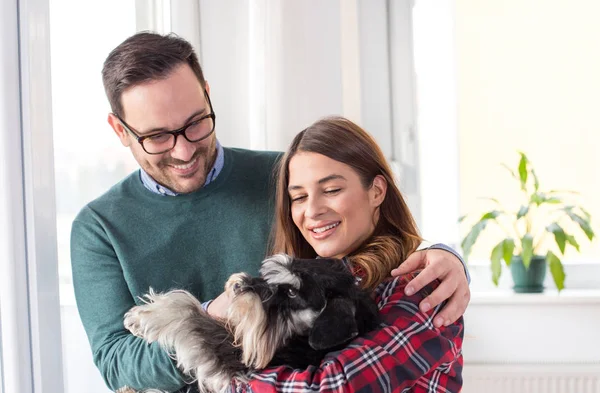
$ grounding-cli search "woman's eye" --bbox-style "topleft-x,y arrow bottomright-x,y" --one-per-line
290,195 -> 306,203
325,188 -> 341,195
287,288 -> 297,298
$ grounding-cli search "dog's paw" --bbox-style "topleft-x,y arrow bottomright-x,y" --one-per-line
124,305 -> 148,339
124,289 -> 204,344
124,304 -> 160,342
123,290 -> 172,342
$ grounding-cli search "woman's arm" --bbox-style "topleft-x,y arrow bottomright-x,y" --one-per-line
71,207 -> 186,392
236,274 -> 463,393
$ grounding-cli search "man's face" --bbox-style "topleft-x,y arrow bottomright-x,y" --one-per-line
108,63 -> 217,194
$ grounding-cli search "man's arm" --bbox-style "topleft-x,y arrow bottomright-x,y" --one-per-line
392,243 -> 471,328
71,207 -> 185,392
235,276 -> 464,393
427,243 -> 471,283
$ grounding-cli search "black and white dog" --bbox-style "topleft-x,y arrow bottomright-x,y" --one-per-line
124,254 -> 380,393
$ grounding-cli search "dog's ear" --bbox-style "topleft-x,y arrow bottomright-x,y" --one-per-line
308,297 -> 358,350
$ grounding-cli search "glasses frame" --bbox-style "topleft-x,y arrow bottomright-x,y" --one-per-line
115,89 -> 216,155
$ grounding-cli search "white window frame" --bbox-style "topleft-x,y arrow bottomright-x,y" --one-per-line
0,0 -> 64,392
411,0 -> 460,248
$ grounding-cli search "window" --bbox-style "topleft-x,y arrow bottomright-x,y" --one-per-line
413,0 -> 600,291
49,1 -> 137,391
454,1 -> 600,264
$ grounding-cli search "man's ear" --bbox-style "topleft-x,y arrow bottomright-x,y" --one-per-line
107,113 -> 131,147
308,297 -> 358,351
370,175 -> 387,207
205,80 -> 210,95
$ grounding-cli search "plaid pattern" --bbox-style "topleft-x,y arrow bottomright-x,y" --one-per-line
232,273 -> 463,393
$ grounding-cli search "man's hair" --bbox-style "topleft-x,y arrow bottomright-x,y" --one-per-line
102,31 -> 206,118
270,116 -> 422,290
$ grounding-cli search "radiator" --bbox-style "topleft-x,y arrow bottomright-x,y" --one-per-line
462,364 -> 600,393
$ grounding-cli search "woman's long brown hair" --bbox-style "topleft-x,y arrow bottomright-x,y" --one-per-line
269,116 -> 422,290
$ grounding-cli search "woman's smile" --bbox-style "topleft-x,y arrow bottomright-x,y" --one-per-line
308,221 -> 341,239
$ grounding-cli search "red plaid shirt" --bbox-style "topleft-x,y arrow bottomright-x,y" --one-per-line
231,274 -> 463,393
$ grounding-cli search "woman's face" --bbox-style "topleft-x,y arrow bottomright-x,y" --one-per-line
287,151 -> 386,259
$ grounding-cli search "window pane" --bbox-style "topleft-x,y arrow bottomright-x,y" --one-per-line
455,1 -> 600,263
49,1 -> 137,391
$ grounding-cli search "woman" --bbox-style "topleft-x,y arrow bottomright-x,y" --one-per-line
235,116 -> 463,392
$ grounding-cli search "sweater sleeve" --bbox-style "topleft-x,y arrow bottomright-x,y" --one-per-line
70,207 -> 186,392
236,275 -> 463,393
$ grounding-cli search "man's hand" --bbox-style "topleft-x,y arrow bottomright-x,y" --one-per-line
391,249 -> 470,328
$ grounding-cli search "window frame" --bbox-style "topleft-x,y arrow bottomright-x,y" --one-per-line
0,0 -> 65,391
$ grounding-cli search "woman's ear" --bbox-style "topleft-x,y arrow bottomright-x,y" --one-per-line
369,175 -> 387,207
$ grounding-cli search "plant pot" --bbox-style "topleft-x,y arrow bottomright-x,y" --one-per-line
510,255 -> 547,293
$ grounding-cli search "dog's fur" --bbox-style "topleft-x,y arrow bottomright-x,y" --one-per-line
124,254 -> 380,393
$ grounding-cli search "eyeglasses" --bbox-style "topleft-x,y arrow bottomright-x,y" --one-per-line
115,90 -> 216,155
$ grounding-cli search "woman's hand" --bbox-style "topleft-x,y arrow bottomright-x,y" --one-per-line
391,249 -> 470,328
206,291 -> 234,319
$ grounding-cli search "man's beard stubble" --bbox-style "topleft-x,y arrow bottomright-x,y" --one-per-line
156,138 -> 217,193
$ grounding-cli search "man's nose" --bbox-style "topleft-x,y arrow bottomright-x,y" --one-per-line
169,135 -> 195,162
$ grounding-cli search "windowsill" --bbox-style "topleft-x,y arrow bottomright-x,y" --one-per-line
470,289 -> 600,305
466,261 -> 600,292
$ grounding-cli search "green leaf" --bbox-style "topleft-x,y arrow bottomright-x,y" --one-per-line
579,206 -> 592,221
480,210 -> 502,221
501,163 -> 518,180
521,234 -> 534,269
548,189 -> 579,195
503,238 -> 515,266
566,234 -> 580,252
518,153 -> 528,190
565,210 -> 595,241
546,223 -> 567,254
531,168 -> 540,191
545,197 -> 563,204
547,251 -> 566,291
458,214 -> 467,223
461,220 -> 488,262
530,192 -> 563,207
490,241 -> 504,286
478,197 -> 503,207
517,206 -> 529,220
530,192 -> 544,206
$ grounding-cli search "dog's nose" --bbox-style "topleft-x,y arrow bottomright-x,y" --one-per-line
237,278 -> 273,299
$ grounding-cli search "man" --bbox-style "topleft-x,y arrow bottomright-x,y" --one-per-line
71,32 -> 470,393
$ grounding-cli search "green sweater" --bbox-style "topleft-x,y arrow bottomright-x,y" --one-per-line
71,148 -> 280,392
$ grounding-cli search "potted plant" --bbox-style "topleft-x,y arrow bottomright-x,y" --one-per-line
460,152 -> 595,292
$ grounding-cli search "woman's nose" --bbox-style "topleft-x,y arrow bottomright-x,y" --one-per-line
305,196 -> 327,218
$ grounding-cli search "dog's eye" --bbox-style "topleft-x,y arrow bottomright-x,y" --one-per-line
287,288 -> 297,298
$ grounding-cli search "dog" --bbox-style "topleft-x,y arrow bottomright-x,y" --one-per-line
124,254 -> 380,393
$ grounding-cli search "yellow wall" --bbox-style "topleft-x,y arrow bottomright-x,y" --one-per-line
455,0 -> 600,261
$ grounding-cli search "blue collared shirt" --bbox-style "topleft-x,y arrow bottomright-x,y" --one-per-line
139,140 -> 225,196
